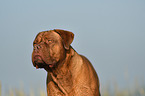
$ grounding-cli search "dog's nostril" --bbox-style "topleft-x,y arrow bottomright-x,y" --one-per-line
34,45 -> 41,50
37,46 -> 39,49
38,45 -> 41,49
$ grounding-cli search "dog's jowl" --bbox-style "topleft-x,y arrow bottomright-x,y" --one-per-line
32,29 -> 101,96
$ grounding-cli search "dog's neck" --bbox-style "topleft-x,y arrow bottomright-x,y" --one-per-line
45,47 -> 74,77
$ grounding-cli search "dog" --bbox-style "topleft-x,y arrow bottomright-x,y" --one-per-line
32,29 -> 101,96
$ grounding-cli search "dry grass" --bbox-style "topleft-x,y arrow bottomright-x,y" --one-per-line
0,81 -> 1,96
0,81 -> 145,96
4,88 -> 46,96
101,80 -> 145,96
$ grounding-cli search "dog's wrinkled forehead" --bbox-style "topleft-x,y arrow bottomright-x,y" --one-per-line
34,30 -> 61,44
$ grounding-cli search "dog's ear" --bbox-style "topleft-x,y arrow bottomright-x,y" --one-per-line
54,29 -> 74,50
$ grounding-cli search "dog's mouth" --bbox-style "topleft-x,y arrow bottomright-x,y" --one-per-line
33,55 -> 56,69
47,63 -> 55,68
35,62 -> 56,69
33,55 -> 43,63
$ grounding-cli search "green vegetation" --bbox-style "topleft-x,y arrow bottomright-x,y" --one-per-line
0,81 -> 145,96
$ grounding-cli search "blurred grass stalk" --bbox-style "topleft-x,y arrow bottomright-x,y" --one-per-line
0,79 -> 145,96
102,79 -> 145,96
0,81 -> 1,96
7,87 -> 46,96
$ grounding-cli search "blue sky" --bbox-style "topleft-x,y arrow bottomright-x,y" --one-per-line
0,0 -> 145,94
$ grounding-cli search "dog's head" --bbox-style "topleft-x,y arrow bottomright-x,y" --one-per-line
32,29 -> 74,69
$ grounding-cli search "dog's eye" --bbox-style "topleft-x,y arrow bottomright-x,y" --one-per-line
48,40 -> 52,42
46,40 -> 53,44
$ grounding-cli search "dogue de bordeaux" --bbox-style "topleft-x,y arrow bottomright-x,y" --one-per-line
32,29 -> 101,96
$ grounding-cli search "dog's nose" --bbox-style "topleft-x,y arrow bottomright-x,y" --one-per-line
34,44 -> 41,51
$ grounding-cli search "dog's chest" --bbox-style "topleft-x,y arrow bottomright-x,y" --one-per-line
47,70 -> 73,95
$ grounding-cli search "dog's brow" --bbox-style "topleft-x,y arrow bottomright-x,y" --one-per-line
34,32 -> 46,44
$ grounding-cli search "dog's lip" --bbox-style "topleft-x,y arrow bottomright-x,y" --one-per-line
33,55 -> 45,69
33,55 -> 43,64
34,62 -> 46,69
34,61 -> 56,69
47,63 -> 55,68
34,55 -> 42,59
35,63 -> 55,69
36,65 -> 39,69
33,55 -> 56,68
